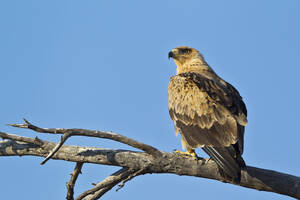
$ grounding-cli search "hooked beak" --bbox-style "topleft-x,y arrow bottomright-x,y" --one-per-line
168,51 -> 174,60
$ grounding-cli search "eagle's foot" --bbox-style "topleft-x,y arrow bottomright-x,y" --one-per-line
175,150 -> 198,159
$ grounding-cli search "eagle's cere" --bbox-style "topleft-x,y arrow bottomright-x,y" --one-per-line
168,46 -> 247,183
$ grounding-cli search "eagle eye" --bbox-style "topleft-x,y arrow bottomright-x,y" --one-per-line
179,48 -> 191,54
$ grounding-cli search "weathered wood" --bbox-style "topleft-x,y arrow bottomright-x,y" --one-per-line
66,162 -> 84,200
0,134 -> 299,199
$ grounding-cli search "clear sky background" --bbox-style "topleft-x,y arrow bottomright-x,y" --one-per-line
0,1 -> 299,199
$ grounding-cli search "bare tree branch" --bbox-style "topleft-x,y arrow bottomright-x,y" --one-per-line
1,123 -> 300,199
8,119 -> 161,165
76,168 -> 136,200
116,168 -> 146,192
66,162 -> 84,200
40,132 -> 72,165
82,186 -> 112,200
0,131 -> 43,145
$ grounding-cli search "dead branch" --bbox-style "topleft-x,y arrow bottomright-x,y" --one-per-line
67,162 -> 84,200
76,167 -> 136,200
1,121 -> 300,199
8,119 -> 161,165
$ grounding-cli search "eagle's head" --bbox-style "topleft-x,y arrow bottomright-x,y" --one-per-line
168,46 -> 208,74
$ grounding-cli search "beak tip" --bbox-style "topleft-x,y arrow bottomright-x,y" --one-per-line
168,51 -> 174,60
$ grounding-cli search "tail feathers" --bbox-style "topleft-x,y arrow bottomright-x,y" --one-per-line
202,146 -> 245,183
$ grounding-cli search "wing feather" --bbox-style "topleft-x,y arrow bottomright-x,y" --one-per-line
168,73 -> 246,148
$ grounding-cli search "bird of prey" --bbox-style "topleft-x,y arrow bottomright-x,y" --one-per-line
168,46 -> 247,183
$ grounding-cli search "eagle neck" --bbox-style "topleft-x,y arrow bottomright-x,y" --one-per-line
176,62 -> 211,74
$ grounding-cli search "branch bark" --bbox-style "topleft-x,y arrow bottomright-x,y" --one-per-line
67,162 -> 84,200
76,167 -> 136,200
0,122 -> 299,199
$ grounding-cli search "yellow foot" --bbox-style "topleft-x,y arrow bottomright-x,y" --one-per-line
175,150 -> 198,159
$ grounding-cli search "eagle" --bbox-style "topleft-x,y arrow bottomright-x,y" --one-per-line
168,46 -> 247,183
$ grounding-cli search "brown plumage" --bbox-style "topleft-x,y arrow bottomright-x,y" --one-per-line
168,46 -> 247,183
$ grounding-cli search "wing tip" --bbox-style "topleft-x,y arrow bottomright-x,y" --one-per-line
202,146 -> 246,183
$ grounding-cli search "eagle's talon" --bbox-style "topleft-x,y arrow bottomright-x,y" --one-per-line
175,150 -> 198,160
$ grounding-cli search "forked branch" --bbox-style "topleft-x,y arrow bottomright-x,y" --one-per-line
8,118 -> 161,165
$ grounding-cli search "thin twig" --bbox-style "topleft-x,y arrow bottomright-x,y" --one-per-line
66,162 -> 84,200
75,168 -> 134,200
40,132 -> 72,165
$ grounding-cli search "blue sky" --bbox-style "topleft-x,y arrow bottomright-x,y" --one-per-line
1,1 -> 299,199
